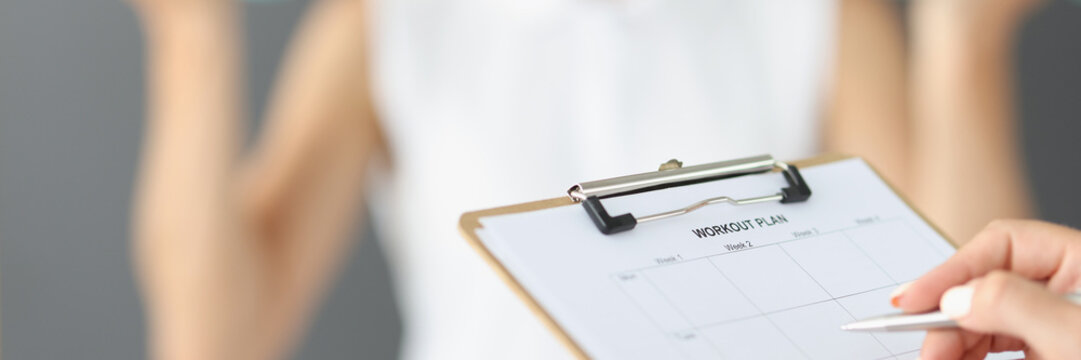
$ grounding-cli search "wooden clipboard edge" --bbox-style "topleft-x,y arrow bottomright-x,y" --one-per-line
854,157 -> 958,249
776,153 -> 955,247
457,196 -> 587,358
457,153 -> 952,359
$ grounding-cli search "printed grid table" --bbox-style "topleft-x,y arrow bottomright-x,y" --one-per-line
612,219 -> 950,360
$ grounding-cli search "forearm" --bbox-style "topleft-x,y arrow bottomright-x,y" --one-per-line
244,0 -> 370,214
239,0 -> 374,357
138,2 -> 245,160
826,0 -> 912,193
133,4 -> 255,359
910,2 -> 1035,242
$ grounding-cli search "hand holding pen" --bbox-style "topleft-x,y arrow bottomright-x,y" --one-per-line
847,220 -> 1081,359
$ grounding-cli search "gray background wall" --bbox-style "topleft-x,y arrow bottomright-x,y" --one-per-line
0,1 -> 1078,359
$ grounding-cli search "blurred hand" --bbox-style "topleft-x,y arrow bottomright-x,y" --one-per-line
892,220 -> 1081,359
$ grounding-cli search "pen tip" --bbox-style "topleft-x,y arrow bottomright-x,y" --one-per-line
840,321 -> 873,331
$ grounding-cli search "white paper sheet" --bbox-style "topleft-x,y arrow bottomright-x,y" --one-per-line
476,158 -> 1021,360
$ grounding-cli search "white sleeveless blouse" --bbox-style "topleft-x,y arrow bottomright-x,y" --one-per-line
368,0 -> 835,358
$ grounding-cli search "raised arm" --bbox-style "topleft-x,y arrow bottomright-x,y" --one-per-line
826,0 -> 913,193
132,2 -> 255,359
240,0 -> 377,357
827,0 -> 1038,242
131,0 -> 376,358
908,0 -> 1039,241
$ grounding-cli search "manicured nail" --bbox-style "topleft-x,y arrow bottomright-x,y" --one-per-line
890,281 -> 913,308
940,284 -> 975,319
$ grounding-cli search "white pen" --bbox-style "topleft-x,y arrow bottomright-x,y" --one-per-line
841,291 -> 1081,332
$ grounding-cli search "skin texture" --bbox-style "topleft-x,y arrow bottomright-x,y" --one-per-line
132,1 -> 373,359
907,0 -> 1042,243
827,0 -> 1039,242
896,220 -> 1081,359
129,0 -> 1040,358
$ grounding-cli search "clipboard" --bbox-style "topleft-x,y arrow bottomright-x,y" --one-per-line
458,154 -> 952,359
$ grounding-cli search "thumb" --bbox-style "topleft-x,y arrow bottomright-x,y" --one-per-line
940,270 -> 1081,358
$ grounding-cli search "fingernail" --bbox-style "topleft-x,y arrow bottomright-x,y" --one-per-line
940,284 -> 975,319
890,281 -> 913,308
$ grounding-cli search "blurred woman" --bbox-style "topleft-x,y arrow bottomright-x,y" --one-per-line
127,0 -> 1039,358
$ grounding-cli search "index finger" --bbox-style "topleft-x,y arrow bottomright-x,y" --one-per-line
897,219 -> 1081,312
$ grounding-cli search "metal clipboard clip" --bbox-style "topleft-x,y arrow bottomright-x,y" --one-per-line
567,154 -> 812,235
